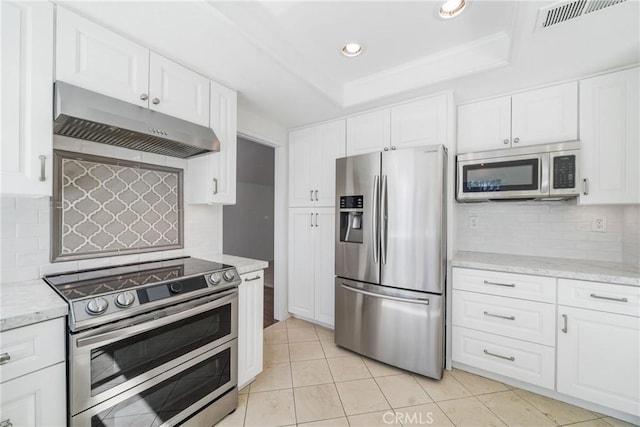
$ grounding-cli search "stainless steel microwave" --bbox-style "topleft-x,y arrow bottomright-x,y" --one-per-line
456,142 -> 580,202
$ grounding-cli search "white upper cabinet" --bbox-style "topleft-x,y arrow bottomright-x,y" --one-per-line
187,80 -> 237,205
56,7 -> 149,107
56,8 -> 210,126
289,120 -> 345,207
148,53 -> 210,126
390,94 -> 449,149
458,82 -> 578,153
579,67 -> 639,205
346,109 -> 390,156
1,1 -> 54,197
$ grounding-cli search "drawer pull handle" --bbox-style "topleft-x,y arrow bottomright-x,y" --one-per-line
244,275 -> 261,282
0,419 -> 13,427
483,349 -> 515,362
483,280 -> 515,288
483,311 -> 515,321
0,353 -> 10,365
590,293 -> 628,303
562,314 -> 568,333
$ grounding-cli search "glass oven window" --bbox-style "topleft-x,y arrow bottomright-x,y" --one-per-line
463,159 -> 539,192
90,303 -> 232,396
91,347 -> 232,427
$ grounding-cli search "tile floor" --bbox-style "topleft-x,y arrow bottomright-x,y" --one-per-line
216,318 -> 635,427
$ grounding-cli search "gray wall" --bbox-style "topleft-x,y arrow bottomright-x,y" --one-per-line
223,137 -> 275,261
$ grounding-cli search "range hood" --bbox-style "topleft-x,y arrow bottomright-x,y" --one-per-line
53,81 -> 220,158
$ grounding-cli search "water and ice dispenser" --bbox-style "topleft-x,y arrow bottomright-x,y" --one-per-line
339,196 -> 363,243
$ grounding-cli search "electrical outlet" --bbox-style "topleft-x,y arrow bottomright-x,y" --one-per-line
469,216 -> 479,229
592,215 -> 607,233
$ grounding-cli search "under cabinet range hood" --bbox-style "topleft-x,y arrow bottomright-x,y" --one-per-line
53,82 -> 220,158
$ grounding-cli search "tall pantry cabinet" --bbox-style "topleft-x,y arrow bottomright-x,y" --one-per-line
288,120 -> 346,328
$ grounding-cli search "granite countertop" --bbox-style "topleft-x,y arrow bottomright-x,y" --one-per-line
452,251 -> 640,286
200,254 -> 269,275
0,279 -> 68,332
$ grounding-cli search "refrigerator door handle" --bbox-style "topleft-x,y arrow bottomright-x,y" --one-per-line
372,175 -> 380,264
381,175 -> 388,265
340,283 -> 430,305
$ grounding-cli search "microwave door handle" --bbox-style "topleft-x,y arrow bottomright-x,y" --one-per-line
540,155 -> 550,194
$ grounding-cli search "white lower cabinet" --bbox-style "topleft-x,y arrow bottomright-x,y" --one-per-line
288,208 -> 335,327
238,270 -> 264,388
557,279 -> 640,417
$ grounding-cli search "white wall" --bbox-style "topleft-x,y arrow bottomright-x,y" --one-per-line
456,201 -> 634,264
0,137 -> 223,283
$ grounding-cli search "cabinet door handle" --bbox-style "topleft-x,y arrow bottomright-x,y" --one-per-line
391,146 -> 396,150
315,190 -> 318,201
561,314 -> 568,333
315,213 -> 319,227
383,147 -> 389,151
583,178 -> 589,196
483,349 -> 515,361
0,419 -> 13,427
513,137 -> 520,143
152,98 -> 160,105
0,352 -> 10,365
213,178 -> 218,195
140,93 -> 149,101
310,190 -> 314,202
310,213 -> 314,227
39,155 -> 46,182
483,280 -> 516,288
244,275 -> 261,282
483,311 -> 515,321
590,293 -> 628,303
503,139 -> 509,145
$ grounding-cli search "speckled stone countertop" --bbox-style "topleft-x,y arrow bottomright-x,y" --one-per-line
0,279 -> 68,332
201,254 -> 269,275
452,251 -> 640,286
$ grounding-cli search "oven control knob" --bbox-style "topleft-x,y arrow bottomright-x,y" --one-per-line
115,291 -> 135,308
86,297 -> 109,315
223,270 -> 235,282
170,282 -> 183,293
209,272 -> 222,285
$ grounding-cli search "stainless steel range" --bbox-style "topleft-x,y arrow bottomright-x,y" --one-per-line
44,256 -> 240,426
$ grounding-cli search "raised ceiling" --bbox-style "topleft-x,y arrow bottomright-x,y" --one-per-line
61,1 -> 639,130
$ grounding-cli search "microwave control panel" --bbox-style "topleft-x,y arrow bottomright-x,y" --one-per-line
553,155 -> 576,189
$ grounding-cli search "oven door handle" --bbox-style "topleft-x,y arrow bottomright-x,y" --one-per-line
76,289 -> 237,348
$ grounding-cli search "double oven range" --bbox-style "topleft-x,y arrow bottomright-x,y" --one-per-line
44,257 -> 240,426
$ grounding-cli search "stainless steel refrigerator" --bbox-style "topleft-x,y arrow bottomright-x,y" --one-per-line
334,145 -> 446,379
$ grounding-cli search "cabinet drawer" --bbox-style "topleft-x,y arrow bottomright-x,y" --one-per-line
452,290 -> 556,346
558,279 -> 640,317
452,326 -> 555,389
453,268 -> 556,303
0,317 -> 65,383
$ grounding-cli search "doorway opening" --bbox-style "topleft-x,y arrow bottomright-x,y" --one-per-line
223,136 -> 276,328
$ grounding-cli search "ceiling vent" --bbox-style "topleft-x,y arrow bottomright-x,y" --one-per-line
536,0 -> 627,30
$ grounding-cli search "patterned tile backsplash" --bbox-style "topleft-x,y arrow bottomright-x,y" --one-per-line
51,150 -> 183,261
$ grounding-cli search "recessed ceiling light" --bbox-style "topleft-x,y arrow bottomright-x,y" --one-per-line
342,43 -> 363,57
439,0 -> 467,19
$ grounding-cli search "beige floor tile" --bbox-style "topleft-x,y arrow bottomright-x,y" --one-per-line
294,383 -> 345,423
450,369 -> 509,395
289,341 -> 325,361
348,410 -> 401,427
238,384 -> 250,395
327,356 -> 371,382
264,327 -> 288,345
477,390 -> 556,427
298,417 -> 349,427
315,326 -> 334,340
362,357 -> 405,377
291,359 -> 334,387
414,370 -> 472,402
263,343 -> 290,366
602,416 -> 639,427
514,388 -> 598,425
394,403 -> 454,427
567,420 -> 618,427
244,389 -> 296,427
215,393 -> 247,426
249,362 -> 292,393
286,317 -> 317,329
375,374 -> 433,408
320,340 -> 354,358
437,396 -> 506,427
288,327 -> 319,343
335,378 -> 391,416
